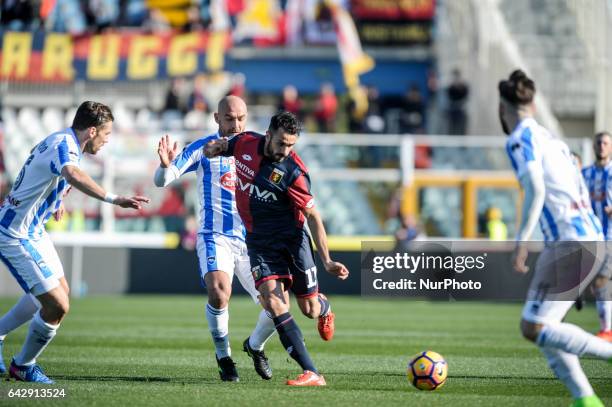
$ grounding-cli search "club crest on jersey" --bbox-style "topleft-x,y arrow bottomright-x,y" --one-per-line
242,154 -> 252,161
207,256 -> 215,265
251,265 -> 261,280
269,168 -> 284,184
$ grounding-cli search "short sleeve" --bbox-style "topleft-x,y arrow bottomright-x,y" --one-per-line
288,172 -> 315,210
506,127 -> 542,178
54,134 -> 81,173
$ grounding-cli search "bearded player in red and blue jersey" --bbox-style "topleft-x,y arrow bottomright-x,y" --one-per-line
205,111 -> 349,386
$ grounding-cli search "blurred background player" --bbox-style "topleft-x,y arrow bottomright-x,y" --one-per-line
0,101 -> 149,383
500,70 -> 612,407
580,131 -> 612,341
205,111 -> 349,386
154,96 -> 276,382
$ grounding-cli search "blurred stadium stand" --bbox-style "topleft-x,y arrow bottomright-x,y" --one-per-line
0,0 -> 608,296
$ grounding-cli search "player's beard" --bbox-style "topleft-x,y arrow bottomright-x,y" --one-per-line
84,141 -> 95,154
264,140 -> 283,162
84,140 -> 100,155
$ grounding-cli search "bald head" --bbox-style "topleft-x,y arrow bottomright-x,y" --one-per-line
215,96 -> 248,138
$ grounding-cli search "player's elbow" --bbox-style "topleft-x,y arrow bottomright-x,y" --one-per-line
61,166 -> 80,185
303,206 -> 318,221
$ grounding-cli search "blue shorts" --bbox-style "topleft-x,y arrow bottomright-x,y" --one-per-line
246,229 -> 319,298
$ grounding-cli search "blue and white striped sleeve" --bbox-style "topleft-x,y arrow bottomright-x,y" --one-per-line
53,134 -> 81,174
513,127 -> 542,179
168,138 -> 209,178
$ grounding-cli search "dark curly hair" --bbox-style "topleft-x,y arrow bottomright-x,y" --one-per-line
72,101 -> 114,131
498,69 -> 536,107
269,111 -> 301,136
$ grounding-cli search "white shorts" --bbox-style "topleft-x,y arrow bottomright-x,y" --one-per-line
522,241 -> 604,324
0,232 -> 64,296
196,233 -> 259,302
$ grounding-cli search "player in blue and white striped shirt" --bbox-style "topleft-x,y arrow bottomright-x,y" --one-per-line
500,70 -> 611,407
154,96 -> 275,381
581,131 -> 612,341
0,102 -> 149,383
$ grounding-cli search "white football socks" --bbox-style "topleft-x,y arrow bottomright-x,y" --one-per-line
248,310 -> 276,351
536,322 -> 612,359
206,303 -> 230,358
0,294 -> 40,340
13,311 -> 59,366
540,347 -> 594,399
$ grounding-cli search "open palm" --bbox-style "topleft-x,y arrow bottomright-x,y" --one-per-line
158,134 -> 179,168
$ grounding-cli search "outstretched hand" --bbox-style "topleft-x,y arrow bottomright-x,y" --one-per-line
325,261 -> 349,280
158,134 -> 179,168
114,196 -> 150,210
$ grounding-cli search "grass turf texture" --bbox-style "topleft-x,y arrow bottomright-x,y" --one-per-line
0,296 -> 610,406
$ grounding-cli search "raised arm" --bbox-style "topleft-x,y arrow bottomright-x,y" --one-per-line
154,134 -> 204,187
154,134 -> 180,187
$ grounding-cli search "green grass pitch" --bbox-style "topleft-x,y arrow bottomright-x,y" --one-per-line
0,296 -> 610,406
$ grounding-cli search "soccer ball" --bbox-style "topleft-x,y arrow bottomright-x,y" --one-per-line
407,351 -> 448,390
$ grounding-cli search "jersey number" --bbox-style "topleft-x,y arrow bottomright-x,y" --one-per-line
305,266 -> 317,289
13,154 -> 34,191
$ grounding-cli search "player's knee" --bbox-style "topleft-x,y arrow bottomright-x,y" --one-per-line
208,291 -> 229,309
41,296 -> 69,323
207,284 -> 230,309
520,319 -> 541,342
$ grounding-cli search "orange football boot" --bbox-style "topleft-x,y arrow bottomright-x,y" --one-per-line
286,370 -> 326,386
317,294 -> 335,341
596,330 -> 612,342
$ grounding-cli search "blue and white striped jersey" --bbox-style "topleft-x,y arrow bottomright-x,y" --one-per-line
0,128 -> 79,239
168,133 -> 245,240
581,161 -> 612,240
506,118 -> 603,242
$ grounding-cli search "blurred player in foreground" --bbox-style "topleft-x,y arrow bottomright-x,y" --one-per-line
154,96 -> 276,381
580,132 -> 612,341
205,111 -> 349,386
500,70 -> 612,407
0,101 -> 149,383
